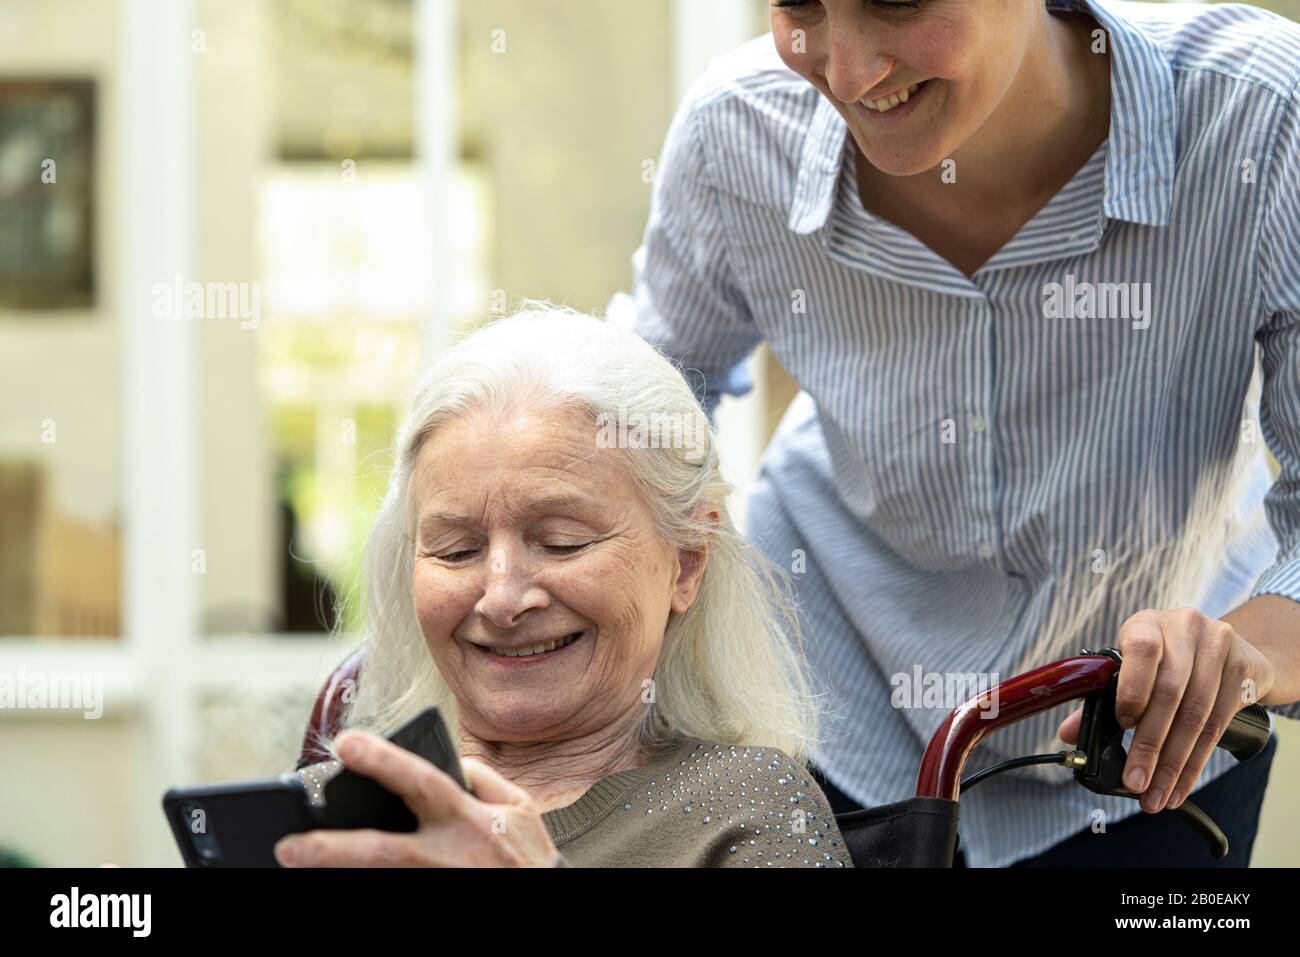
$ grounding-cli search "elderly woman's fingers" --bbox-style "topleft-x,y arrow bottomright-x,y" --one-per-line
460,757 -> 530,806
334,729 -> 468,821
275,828 -> 433,867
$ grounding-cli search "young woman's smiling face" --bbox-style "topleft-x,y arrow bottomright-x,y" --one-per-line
410,404 -> 704,745
770,0 -> 1039,176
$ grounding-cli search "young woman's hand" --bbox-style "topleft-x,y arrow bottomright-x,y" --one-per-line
1057,607 -> 1276,814
274,730 -> 562,867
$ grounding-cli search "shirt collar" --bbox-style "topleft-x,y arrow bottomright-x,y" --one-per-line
787,0 -> 1177,236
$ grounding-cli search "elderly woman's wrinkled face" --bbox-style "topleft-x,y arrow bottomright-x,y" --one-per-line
411,405 -> 703,744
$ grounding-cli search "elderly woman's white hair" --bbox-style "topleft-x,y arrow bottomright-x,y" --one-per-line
332,302 -> 822,760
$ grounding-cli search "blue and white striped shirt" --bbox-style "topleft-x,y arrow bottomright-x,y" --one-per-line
611,0 -> 1300,865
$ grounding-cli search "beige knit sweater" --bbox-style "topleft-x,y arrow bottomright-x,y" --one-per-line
296,734 -> 853,868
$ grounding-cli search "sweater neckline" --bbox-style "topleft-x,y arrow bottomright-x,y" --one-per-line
541,735 -> 697,846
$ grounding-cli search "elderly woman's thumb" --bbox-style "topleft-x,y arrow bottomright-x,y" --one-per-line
460,758 -> 529,805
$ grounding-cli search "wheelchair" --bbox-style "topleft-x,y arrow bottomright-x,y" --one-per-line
299,646 -> 1273,867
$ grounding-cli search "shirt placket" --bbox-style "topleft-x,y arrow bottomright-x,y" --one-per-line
967,289 -> 1002,566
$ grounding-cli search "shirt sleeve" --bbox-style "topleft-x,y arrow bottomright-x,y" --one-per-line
1249,87 -> 1300,721
605,81 -> 762,422
1251,87 -> 1300,609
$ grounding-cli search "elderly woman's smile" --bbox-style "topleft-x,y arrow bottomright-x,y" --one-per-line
411,405 -> 686,744
472,630 -> 586,659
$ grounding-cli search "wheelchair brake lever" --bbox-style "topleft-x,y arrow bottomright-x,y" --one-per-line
1071,647 -> 1229,859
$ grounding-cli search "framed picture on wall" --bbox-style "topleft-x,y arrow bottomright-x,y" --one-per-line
0,78 -> 96,310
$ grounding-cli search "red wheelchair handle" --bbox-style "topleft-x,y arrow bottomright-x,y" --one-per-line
914,653 -> 1118,800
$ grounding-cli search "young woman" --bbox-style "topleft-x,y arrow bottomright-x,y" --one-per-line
612,0 -> 1300,866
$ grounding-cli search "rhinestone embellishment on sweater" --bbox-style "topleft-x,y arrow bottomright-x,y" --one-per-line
298,758 -> 342,807
620,743 -> 847,867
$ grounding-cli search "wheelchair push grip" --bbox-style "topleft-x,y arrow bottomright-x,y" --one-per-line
1080,648 -> 1274,762
915,648 -> 1276,862
1217,702 -> 1272,762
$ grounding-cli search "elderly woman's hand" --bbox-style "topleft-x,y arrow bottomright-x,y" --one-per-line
274,730 -> 562,867
1057,607 -> 1277,814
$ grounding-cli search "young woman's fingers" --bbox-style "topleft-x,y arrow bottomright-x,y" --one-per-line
1113,612 -> 1166,729
1146,629 -> 1230,810
1056,706 -> 1083,745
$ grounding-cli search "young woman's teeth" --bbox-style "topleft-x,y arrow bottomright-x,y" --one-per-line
864,82 -> 922,113
490,632 -> 583,658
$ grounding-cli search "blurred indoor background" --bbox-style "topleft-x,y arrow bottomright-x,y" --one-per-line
0,0 -> 1296,867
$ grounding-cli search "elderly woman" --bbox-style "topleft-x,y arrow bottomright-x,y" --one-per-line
275,305 -> 852,868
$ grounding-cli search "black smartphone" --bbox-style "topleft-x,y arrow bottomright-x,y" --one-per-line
162,707 -> 464,867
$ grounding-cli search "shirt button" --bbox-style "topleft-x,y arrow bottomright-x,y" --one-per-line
969,415 -> 987,434
978,542 -> 995,559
